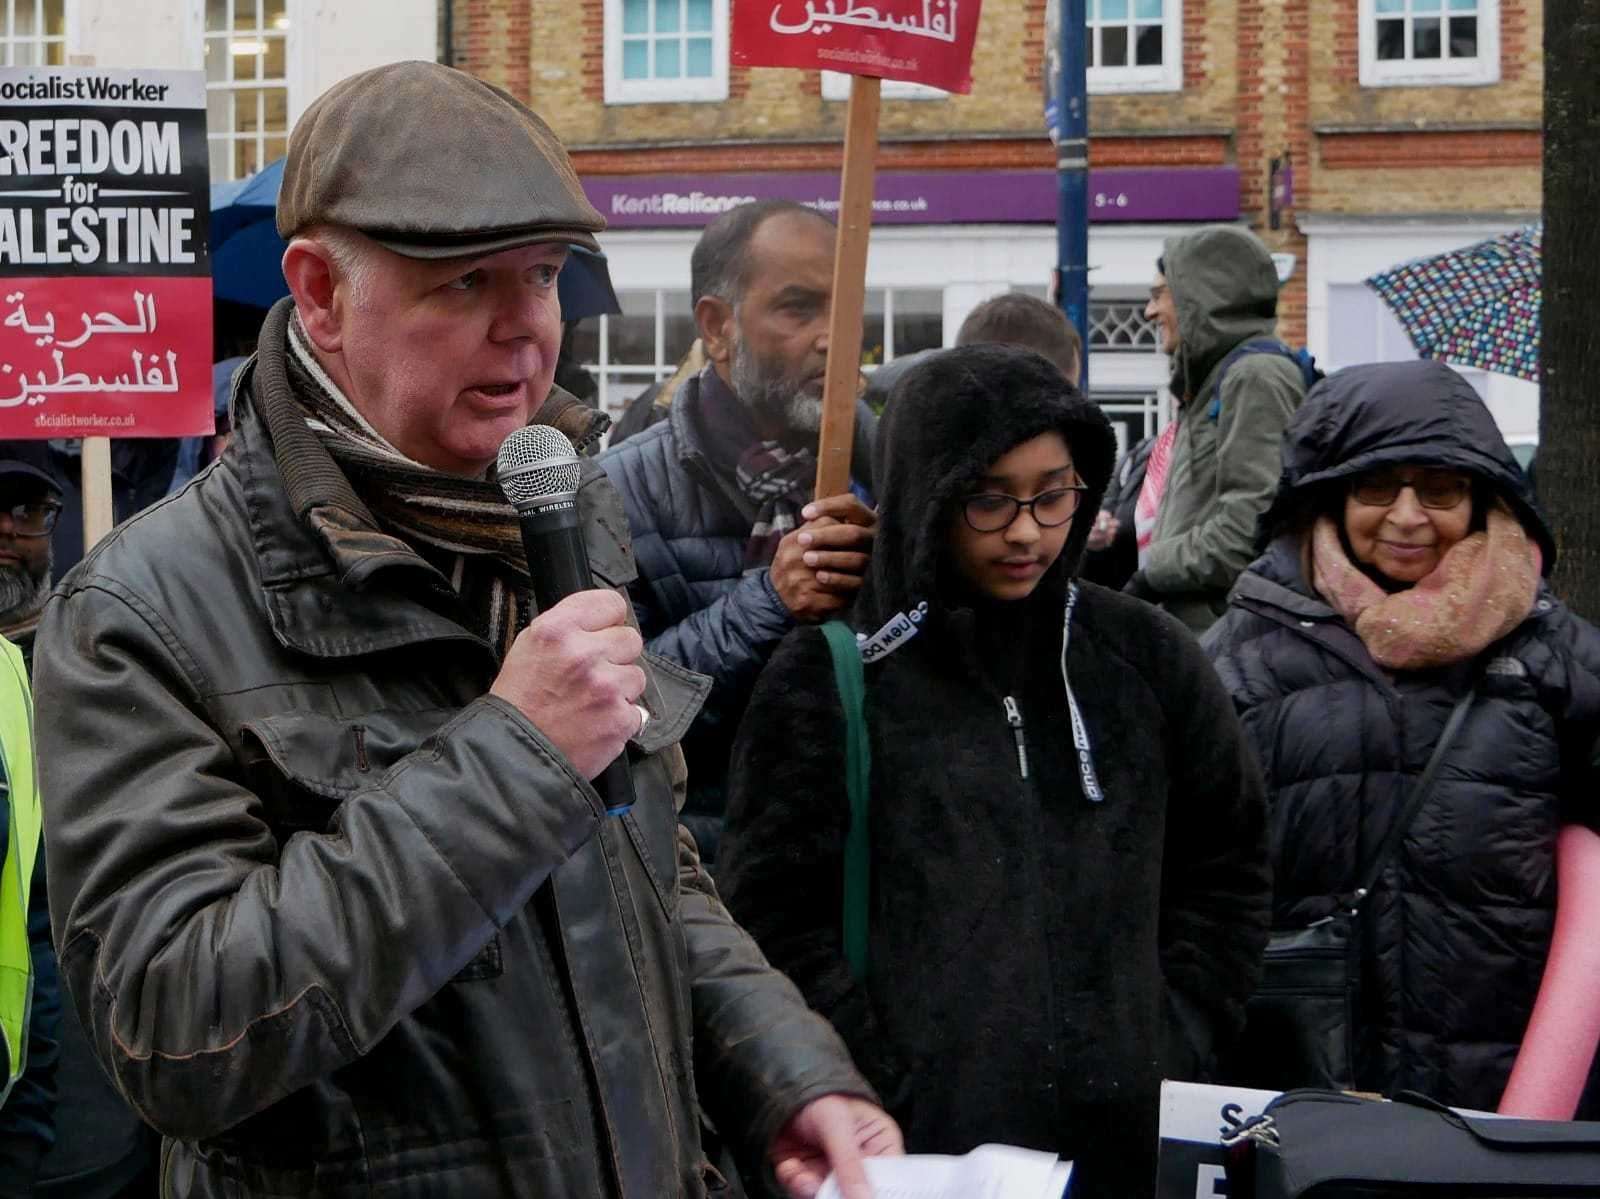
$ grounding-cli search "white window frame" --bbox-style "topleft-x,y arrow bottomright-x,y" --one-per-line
1086,0 -> 1183,95
821,71 -> 947,102
1359,0 -> 1500,88
603,0 -> 729,106
0,0 -> 67,66
201,0 -> 295,183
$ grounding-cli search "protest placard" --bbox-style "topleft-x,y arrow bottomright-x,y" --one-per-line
734,1 -> 982,94
1157,1081 -> 1282,1199
0,66 -> 212,441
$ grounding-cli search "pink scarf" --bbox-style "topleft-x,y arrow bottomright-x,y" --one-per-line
1310,502 -> 1542,671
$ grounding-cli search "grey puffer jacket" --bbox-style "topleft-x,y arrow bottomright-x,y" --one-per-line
34,301 -> 873,1197
599,373 -> 874,855
1204,361 -> 1600,1114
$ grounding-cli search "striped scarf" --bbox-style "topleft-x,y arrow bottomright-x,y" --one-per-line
285,318 -> 531,658
736,440 -> 816,569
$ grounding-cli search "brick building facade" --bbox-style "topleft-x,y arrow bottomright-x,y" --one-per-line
447,0 -> 1541,445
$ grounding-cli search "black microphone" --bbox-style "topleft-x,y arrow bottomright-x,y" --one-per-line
497,425 -> 639,815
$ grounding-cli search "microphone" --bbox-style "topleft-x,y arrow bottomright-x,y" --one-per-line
497,425 -> 639,815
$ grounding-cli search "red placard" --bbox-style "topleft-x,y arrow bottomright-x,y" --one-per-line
0,67 -> 213,439
1,277 -> 212,438
733,0 -> 982,94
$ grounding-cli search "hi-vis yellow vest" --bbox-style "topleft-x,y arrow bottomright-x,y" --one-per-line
0,635 -> 39,1105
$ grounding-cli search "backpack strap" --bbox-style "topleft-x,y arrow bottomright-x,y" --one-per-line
820,620 -> 872,983
1206,338 -> 1322,420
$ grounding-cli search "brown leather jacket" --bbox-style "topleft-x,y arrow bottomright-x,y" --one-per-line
33,302 -> 869,1197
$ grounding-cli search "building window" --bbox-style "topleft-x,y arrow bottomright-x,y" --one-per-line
821,71 -> 947,102
1087,0 -> 1182,94
205,0 -> 291,182
0,0 -> 66,66
1359,0 -> 1500,87
860,288 -> 944,366
1090,300 -> 1162,352
604,0 -> 729,105
570,288 -> 697,424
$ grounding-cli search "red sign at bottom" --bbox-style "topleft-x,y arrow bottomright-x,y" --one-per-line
0,276 -> 213,439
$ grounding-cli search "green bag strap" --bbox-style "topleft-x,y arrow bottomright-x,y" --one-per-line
820,619 -> 871,984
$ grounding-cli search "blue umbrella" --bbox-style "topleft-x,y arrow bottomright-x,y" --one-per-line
209,159 -> 289,308
208,159 -> 622,318
561,246 -> 623,318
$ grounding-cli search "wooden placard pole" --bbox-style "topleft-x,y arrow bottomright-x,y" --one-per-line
813,74 -> 882,501
80,436 -> 115,549
61,53 -> 116,554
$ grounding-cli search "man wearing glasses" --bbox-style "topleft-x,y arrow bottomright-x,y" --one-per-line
0,444 -> 64,661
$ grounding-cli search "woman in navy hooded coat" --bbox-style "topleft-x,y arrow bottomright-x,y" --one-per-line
1205,359 -> 1600,1115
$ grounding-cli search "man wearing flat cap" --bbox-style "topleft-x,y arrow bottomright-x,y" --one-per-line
34,61 -> 896,1199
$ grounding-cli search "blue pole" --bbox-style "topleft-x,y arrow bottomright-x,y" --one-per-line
1056,0 -> 1090,392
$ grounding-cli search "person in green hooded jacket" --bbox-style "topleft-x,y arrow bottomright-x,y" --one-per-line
1126,225 -> 1309,634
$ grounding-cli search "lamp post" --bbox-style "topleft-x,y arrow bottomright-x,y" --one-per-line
1055,0 -> 1090,391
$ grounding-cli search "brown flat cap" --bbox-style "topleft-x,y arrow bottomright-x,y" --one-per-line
278,60 -> 605,258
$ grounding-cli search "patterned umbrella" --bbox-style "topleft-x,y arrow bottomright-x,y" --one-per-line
1365,223 -> 1541,383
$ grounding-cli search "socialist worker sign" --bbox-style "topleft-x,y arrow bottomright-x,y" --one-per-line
0,67 -> 212,439
733,0 -> 983,94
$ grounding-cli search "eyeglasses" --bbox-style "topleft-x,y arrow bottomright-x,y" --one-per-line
961,486 -> 1088,533
1349,470 -> 1472,511
0,502 -> 62,537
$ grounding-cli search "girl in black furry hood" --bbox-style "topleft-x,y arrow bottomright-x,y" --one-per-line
719,345 -> 1271,1197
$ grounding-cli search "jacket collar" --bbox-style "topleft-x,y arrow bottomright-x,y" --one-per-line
1229,543 -> 1335,622
234,301 -> 488,662
668,371 -> 760,523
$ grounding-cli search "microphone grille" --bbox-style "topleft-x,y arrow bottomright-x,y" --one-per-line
497,425 -> 583,508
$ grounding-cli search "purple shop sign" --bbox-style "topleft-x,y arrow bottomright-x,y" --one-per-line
584,167 -> 1239,229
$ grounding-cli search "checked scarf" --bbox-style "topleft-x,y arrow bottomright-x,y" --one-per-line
285,317 -> 532,659
737,441 -> 816,569
1134,419 -> 1178,568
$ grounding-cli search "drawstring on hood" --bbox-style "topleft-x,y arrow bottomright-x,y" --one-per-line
857,344 -> 1117,800
1061,582 -> 1104,802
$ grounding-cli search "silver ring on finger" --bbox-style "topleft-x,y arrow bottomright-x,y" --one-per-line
633,703 -> 650,739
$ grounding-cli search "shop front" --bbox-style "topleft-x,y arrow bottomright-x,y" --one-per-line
575,164 -> 1241,454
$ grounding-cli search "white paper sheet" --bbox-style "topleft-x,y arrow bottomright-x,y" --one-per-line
816,1144 -> 1074,1199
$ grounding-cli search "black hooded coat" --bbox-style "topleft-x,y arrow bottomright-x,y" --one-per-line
718,346 -> 1271,1197
1204,360 -> 1600,1114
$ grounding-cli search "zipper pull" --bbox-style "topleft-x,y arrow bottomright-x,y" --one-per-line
1002,695 -> 1030,780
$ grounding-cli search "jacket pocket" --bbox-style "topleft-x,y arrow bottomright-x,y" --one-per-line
238,708 -> 456,820
238,708 -> 503,983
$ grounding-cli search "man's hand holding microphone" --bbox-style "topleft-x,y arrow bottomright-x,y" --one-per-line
492,426 -> 650,800
489,589 -> 646,781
